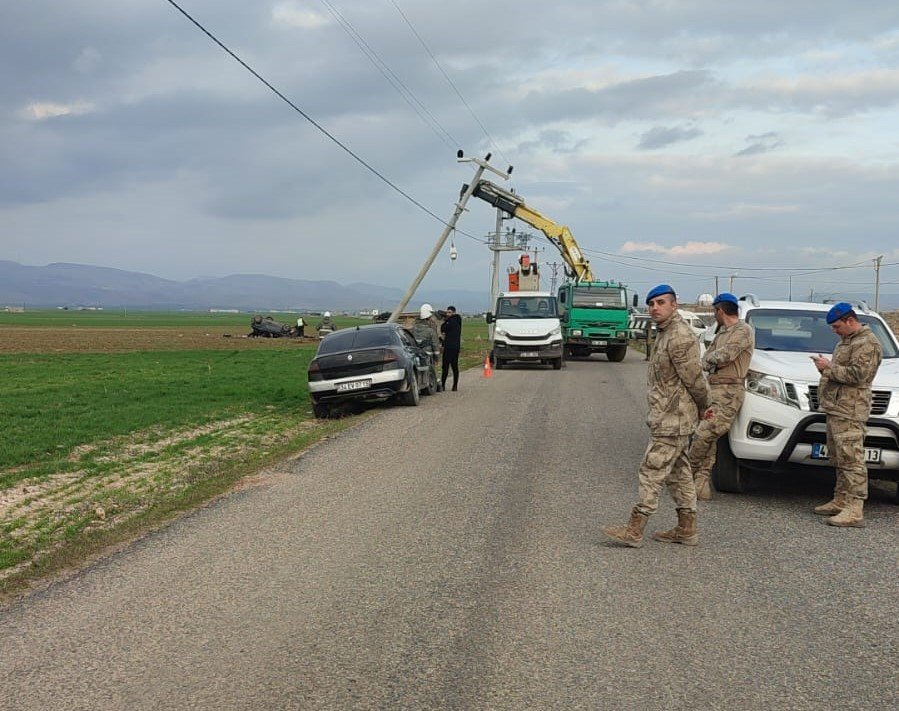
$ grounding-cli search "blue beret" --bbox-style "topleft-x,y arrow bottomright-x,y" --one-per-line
646,284 -> 676,304
826,302 -> 853,324
713,292 -> 739,307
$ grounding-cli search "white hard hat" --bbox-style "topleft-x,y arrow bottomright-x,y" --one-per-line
419,303 -> 434,319
323,311 -> 331,318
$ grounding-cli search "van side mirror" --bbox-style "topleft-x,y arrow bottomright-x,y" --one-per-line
485,312 -> 494,324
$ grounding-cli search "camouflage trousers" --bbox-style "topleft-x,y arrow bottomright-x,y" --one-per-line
635,435 -> 696,516
826,415 -> 868,500
688,387 -> 744,481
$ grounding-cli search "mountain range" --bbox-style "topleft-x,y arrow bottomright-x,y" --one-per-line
0,261 -> 489,313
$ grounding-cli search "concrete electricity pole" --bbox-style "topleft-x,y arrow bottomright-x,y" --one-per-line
389,152 -> 512,322
874,255 -> 883,311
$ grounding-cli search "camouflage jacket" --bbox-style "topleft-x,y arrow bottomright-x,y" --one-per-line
411,318 -> 440,354
818,324 -> 882,422
702,320 -> 754,385
647,311 -> 710,435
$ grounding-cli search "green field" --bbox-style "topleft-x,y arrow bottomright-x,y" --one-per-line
0,309 -> 366,329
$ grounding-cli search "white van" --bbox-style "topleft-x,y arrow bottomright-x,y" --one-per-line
486,291 -> 564,370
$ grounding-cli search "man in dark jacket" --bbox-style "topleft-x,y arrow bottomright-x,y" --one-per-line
440,305 -> 462,391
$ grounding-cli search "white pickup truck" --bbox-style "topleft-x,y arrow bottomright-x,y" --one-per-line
486,291 -> 564,370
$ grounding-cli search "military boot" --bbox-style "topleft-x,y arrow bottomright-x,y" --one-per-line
826,497 -> 865,527
814,491 -> 848,515
601,508 -> 648,548
651,509 -> 699,546
694,474 -> 713,502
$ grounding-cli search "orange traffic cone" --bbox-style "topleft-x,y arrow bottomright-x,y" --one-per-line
483,355 -> 493,378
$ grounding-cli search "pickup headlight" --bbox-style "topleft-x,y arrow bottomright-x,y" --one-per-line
745,370 -> 799,408
571,329 -> 583,337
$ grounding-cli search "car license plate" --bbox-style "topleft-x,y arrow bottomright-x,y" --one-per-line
520,351 -> 538,358
336,379 -> 371,392
592,340 -> 607,346
811,443 -> 881,463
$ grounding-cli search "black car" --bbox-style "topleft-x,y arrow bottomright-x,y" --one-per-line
307,323 -> 438,418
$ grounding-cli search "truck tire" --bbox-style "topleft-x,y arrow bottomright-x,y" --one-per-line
712,437 -> 749,493
607,344 -> 627,362
312,402 -> 331,419
552,357 -> 563,370
399,373 -> 420,406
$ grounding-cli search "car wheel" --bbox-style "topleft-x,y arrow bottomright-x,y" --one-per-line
422,367 -> 437,395
712,436 -> 749,493
607,344 -> 627,362
312,402 -> 331,419
400,372 -> 420,406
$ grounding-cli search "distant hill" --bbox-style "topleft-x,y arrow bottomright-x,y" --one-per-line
0,261 -> 489,313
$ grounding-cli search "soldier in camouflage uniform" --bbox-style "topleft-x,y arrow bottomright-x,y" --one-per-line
811,302 -> 883,527
688,293 -> 754,501
602,284 -> 710,548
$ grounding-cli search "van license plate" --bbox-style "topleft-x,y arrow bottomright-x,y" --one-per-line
811,443 -> 881,463
520,351 -> 538,358
337,379 -> 371,392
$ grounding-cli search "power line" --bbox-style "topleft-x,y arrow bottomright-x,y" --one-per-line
318,0 -> 459,151
164,0 -> 487,244
388,0 -> 511,167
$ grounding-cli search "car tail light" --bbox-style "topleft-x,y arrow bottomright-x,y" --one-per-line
383,349 -> 399,363
308,359 -> 322,381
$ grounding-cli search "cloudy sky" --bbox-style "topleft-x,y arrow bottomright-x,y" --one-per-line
3,0 -> 899,302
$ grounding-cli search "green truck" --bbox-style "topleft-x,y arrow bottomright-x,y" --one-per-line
558,281 -> 636,362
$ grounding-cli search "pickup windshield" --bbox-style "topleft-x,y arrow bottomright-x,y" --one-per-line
495,296 -> 559,319
571,287 -> 626,309
745,309 -> 898,358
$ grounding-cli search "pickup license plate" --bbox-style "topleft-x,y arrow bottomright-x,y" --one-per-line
592,340 -> 607,346
336,379 -> 371,392
811,443 -> 881,463
520,351 -> 539,358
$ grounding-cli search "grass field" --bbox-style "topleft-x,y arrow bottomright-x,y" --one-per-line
0,311 -> 491,595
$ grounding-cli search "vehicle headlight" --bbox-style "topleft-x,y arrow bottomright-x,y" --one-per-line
494,327 -> 506,338
616,331 -> 627,338
745,370 -> 798,408
571,329 -> 583,336
550,326 -> 562,337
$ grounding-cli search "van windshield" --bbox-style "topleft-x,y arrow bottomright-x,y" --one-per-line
745,309 -> 898,358
495,296 -> 559,319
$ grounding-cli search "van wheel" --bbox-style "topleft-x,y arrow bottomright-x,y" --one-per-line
494,358 -> 504,370
712,437 -> 749,493
552,357 -> 563,370
399,373 -> 420,406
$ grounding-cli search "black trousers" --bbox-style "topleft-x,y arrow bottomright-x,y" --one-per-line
441,347 -> 460,390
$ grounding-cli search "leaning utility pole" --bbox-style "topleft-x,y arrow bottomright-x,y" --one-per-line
389,152 -> 512,322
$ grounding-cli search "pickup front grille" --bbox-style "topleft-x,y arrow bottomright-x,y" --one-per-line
807,386 -> 891,415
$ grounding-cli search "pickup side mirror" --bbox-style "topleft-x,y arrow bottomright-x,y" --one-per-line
485,312 -> 494,324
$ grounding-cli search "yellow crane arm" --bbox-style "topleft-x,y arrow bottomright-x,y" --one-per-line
469,179 -> 594,283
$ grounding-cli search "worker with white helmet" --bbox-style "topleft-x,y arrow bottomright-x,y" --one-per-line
412,304 -> 441,381
316,310 -> 335,337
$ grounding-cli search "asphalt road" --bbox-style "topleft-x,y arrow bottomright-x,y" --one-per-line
2,352 -> 897,710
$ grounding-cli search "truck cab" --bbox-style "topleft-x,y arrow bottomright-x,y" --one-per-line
486,291 -> 563,370
557,281 -> 631,362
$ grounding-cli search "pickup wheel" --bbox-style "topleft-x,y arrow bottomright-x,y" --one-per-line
712,437 -> 749,493
312,402 -> 331,419
399,372 -> 420,406
607,344 -> 627,362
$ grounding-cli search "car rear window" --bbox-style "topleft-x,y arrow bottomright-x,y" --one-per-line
317,328 -> 395,355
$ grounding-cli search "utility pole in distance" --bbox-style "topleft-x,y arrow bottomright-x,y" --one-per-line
874,255 -> 883,311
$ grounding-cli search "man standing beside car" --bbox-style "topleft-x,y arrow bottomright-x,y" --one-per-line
811,302 -> 883,527
602,284 -> 709,548
440,305 -> 462,392
688,293 -> 755,501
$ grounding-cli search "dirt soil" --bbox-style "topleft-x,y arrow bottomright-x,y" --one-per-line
0,327 -> 318,353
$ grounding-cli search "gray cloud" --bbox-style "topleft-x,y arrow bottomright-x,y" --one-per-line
735,132 -> 784,157
637,125 -> 704,150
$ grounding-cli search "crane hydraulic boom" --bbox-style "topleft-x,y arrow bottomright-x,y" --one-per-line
467,179 -> 594,283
